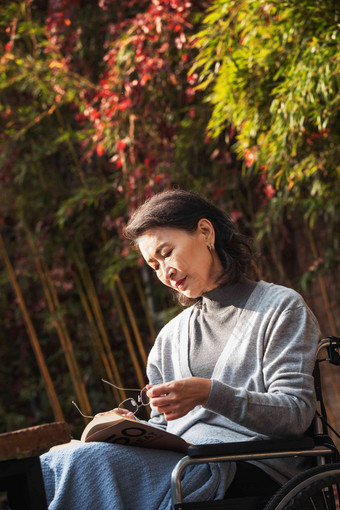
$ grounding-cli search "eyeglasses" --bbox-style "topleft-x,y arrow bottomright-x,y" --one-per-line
72,378 -> 150,419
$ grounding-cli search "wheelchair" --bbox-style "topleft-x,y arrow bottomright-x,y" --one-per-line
171,336 -> 340,510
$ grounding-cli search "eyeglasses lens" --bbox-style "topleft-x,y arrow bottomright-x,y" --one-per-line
139,389 -> 149,406
120,398 -> 138,413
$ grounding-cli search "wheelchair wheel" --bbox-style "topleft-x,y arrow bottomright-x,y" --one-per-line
263,463 -> 340,510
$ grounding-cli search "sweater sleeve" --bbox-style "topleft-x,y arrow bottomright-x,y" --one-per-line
145,337 -> 168,431
204,303 -> 320,437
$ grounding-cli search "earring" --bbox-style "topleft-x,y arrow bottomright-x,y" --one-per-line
208,243 -> 215,251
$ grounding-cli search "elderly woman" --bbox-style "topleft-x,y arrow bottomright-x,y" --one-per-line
40,189 -> 320,509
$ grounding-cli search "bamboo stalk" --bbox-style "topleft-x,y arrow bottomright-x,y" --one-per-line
115,274 -> 148,367
34,251 -> 92,418
112,286 -> 145,389
73,251 -> 125,401
75,273 -> 123,404
45,286 -> 92,415
307,228 -> 337,336
133,268 -> 156,340
0,233 -> 64,421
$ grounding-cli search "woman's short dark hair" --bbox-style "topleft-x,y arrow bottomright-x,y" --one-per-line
125,189 -> 255,305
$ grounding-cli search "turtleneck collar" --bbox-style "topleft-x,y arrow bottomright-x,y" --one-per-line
200,277 -> 257,315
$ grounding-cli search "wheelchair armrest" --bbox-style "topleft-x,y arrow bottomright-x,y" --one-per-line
187,436 -> 315,458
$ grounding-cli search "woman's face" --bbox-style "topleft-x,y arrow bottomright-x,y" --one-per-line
138,220 -> 223,298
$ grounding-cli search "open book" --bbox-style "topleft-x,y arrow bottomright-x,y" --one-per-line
80,411 -> 190,454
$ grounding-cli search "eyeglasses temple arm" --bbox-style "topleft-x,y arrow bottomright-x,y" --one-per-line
101,378 -> 142,392
71,400 -> 94,419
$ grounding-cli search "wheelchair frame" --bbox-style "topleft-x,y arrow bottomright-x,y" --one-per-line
171,336 -> 340,510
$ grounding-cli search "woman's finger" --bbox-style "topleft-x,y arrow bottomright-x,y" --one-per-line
95,408 -> 136,419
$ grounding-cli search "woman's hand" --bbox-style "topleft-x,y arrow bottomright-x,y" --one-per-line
146,377 -> 211,421
95,408 -> 136,420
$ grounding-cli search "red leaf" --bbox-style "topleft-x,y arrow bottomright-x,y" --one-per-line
118,99 -> 132,111
213,187 -> 226,198
96,143 -> 105,156
189,107 -> 195,118
187,73 -> 198,85
230,210 -> 243,223
158,42 -> 169,53
117,139 -> 127,151
244,149 -> 255,167
264,184 -> 276,199
140,73 -> 151,86
185,87 -> 195,102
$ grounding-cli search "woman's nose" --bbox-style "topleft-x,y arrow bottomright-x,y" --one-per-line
164,262 -> 175,281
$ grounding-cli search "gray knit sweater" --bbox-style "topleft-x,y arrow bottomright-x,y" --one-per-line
146,280 -> 320,483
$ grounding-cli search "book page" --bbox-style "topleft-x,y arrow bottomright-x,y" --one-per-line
81,412 -> 189,453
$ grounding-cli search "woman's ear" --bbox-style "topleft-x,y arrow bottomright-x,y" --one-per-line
197,218 -> 215,245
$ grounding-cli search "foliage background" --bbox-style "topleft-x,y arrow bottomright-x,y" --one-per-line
0,0 -> 339,439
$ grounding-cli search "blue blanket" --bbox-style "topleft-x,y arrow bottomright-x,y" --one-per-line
40,440 -> 235,509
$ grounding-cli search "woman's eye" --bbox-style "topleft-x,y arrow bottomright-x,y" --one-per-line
164,250 -> 172,258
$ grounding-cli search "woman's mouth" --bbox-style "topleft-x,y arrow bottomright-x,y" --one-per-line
175,277 -> 187,290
